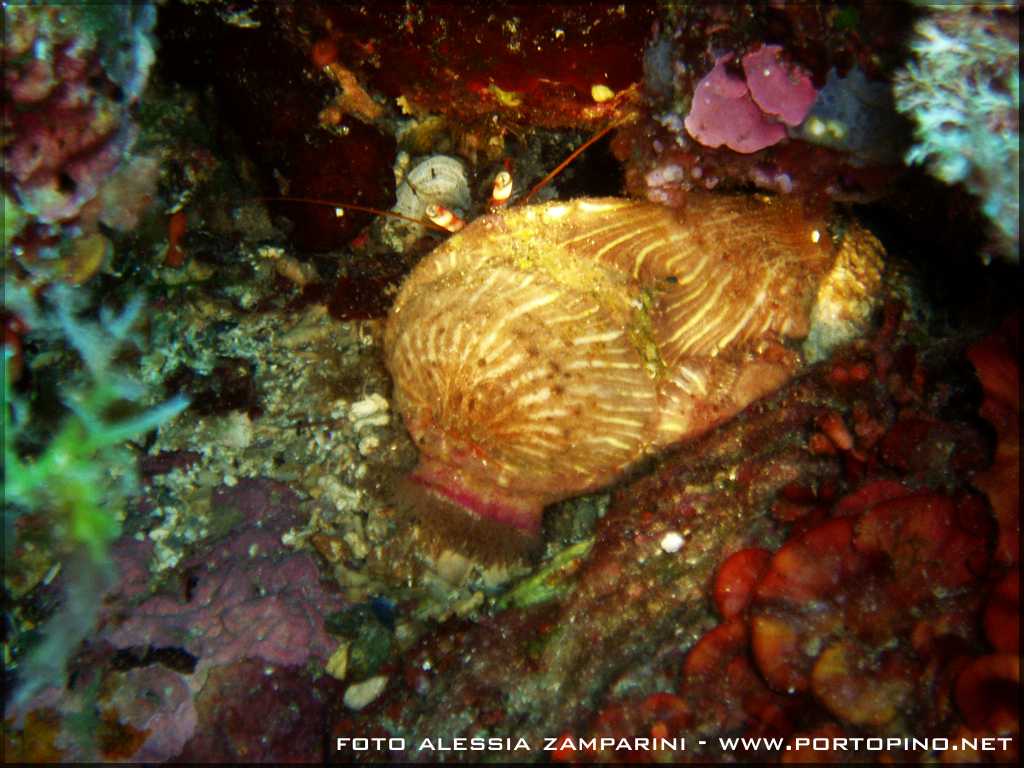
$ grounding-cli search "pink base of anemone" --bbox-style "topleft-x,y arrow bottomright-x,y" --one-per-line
410,458 -> 545,537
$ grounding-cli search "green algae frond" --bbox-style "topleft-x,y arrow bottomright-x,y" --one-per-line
4,283 -> 189,708
496,539 -> 593,611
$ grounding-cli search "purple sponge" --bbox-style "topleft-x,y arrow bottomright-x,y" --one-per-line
685,47 -> 817,154
742,44 -> 817,127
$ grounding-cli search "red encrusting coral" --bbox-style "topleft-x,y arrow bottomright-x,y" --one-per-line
656,320 -> 1019,759
966,314 -> 1020,568
712,548 -> 772,620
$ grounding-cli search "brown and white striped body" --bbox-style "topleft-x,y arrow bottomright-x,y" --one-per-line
384,195 -> 883,542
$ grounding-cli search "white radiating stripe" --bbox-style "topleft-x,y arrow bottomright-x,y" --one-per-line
477,352 -> 525,381
511,444 -> 550,459
577,199 -> 630,213
591,225 -> 660,262
503,289 -> 560,320
473,328 -> 507,360
664,278 -> 727,347
505,366 -> 552,393
515,422 -> 563,435
572,330 -> 624,346
563,362 -> 638,376
675,365 -> 707,395
586,435 -> 633,450
592,397 -> 653,411
681,299 -> 732,355
663,252 -> 708,285
516,387 -> 552,407
561,217 -> 638,246
449,323 -> 466,358
465,269 -> 503,308
710,288 -> 766,352
590,414 -> 646,429
529,407 -> 570,420
548,306 -> 601,325
632,240 -> 666,279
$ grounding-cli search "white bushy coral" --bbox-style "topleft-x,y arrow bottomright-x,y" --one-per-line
894,4 -> 1020,263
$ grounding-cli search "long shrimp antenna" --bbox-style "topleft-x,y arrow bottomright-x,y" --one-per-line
254,196 -> 450,233
521,120 -> 620,205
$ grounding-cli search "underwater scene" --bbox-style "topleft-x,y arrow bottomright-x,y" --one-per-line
2,1 -> 1020,763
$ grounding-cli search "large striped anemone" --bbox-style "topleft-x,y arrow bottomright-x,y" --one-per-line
384,195 -> 884,559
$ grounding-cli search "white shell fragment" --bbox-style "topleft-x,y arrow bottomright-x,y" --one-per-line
382,154 -> 471,251
348,393 -> 390,430
660,531 -> 685,553
343,675 -> 388,710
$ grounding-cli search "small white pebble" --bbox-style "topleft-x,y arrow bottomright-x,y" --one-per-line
660,531 -> 685,553
281,528 -> 300,547
358,413 -> 389,430
349,393 -> 389,420
358,435 -> 380,456
344,675 -> 388,710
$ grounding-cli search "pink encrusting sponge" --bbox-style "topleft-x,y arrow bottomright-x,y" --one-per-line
685,46 -> 817,154
742,44 -> 818,128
